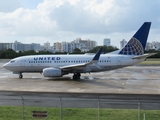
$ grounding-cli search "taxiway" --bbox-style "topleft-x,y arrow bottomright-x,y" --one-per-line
0,61 -> 160,94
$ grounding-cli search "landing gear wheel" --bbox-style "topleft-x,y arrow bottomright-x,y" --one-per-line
19,74 -> 23,79
73,75 -> 77,80
73,73 -> 81,80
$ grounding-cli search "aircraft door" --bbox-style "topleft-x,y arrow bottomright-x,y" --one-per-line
20,59 -> 26,67
117,56 -> 124,66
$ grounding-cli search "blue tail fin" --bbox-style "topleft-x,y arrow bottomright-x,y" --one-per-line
119,22 -> 151,55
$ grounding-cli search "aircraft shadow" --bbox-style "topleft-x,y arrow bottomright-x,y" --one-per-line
45,77 -> 72,81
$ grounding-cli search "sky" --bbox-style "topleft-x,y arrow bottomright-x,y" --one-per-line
0,0 -> 160,48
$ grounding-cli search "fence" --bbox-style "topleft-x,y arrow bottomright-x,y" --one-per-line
1,94 -> 160,120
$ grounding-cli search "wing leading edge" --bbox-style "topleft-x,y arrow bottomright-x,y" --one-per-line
60,48 -> 103,71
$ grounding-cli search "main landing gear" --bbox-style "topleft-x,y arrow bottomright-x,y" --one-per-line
73,73 -> 81,80
19,73 -> 23,79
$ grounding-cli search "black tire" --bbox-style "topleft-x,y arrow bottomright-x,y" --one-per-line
73,75 -> 77,80
73,73 -> 81,80
19,74 -> 23,79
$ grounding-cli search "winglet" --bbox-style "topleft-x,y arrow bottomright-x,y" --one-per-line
85,48 -> 103,69
60,48 -> 103,70
92,48 -> 103,61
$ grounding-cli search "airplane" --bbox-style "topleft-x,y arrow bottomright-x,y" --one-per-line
3,22 -> 156,80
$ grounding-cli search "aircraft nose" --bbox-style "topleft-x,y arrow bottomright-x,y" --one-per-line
3,63 -> 9,69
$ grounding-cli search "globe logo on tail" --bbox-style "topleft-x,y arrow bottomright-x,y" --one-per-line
119,37 -> 144,55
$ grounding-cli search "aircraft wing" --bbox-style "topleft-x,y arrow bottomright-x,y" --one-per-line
132,53 -> 157,59
60,48 -> 103,71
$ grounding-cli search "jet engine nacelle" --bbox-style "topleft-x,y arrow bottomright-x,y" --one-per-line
43,68 -> 62,77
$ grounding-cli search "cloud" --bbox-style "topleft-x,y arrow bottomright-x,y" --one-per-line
0,7 -> 57,37
48,0 -> 160,34
0,0 -> 160,47
0,0 -> 22,12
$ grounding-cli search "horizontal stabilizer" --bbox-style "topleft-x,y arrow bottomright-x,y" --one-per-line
132,53 -> 157,59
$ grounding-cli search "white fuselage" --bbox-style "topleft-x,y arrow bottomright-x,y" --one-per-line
3,54 -> 144,74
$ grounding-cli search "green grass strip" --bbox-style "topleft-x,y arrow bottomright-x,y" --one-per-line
0,106 -> 160,120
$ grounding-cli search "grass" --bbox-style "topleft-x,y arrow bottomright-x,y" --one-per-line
139,58 -> 160,65
0,106 -> 160,120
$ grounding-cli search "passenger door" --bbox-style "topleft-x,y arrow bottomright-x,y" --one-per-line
20,59 -> 26,67
117,56 -> 124,66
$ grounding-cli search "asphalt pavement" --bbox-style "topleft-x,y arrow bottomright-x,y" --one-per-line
0,60 -> 160,94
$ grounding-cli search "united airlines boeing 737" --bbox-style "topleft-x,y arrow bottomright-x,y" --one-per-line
3,22 -> 155,80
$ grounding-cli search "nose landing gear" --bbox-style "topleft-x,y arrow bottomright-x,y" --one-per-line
19,73 -> 23,79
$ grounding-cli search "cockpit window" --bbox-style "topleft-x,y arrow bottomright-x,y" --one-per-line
10,60 -> 15,63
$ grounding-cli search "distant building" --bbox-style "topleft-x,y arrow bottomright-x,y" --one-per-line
0,38 -> 97,53
40,42 -> 54,52
146,41 -> 160,50
61,41 -> 69,53
53,42 -> 61,52
72,38 -> 96,52
42,42 -> 50,50
0,43 -> 13,51
60,38 -> 96,53
12,41 -> 23,52
89,40 -> 96,49
0,41 -> 41,52
120,39 -> 127,48
30,43 -> 41,52
12,41 -> 40,52
103,38 -> 111,46
145,42 -> 152,50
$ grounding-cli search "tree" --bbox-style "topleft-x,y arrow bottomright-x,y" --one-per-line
38,50 -> 53,55
88,46 -> 118,53
72,48 -> 82,54
0,49 -> 17,59
23,50 -> 37,55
